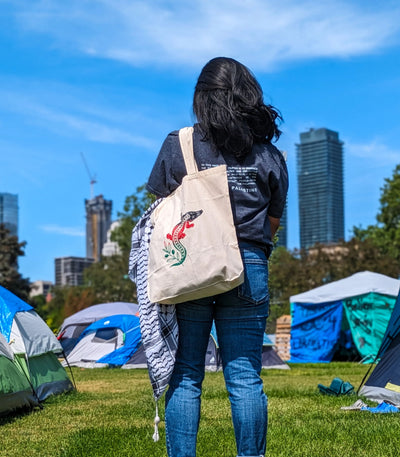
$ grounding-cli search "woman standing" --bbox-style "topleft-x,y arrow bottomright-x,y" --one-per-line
146,57 -> 288,457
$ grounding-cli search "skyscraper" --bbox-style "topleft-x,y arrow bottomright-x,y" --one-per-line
85,194 -> 112,261
296,128 -> 344,249
0,192 -> 18,236
275,204 -> 287,248
275,149 -> 288,249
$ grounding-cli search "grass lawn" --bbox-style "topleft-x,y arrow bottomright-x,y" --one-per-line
1,363 -> 399,457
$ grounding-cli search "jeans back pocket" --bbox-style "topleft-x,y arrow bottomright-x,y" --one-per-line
238,248 -> 269,305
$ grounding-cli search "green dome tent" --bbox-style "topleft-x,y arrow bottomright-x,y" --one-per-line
0,332 -> 39,415
0,285 -> 74,411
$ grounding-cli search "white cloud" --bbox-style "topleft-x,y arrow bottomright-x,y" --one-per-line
11,0 -> 400,71
34,105 -> 156,148
39,224 -> 85,237
346,140 -> 400,166
0,87 -> 158,149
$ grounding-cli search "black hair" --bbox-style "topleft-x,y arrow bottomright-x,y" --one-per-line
193,57 -> 282,161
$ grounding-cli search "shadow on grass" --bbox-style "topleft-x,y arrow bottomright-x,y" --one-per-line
0,390 -> 80,426
0,405 -> 40,425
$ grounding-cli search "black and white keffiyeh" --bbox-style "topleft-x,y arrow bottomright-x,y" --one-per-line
128,199 -> 178,402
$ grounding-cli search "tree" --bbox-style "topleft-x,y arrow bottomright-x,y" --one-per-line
353,164 -> 400,261
0,224 -> 30,301
83,254 -> 136,303
30,293 -> 47,318
267,237 -> 400,332
111,184 -> 157,256
38,285 -> 96,332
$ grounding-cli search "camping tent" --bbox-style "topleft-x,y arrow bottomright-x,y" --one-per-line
121,343 -> 148,369
65,314 -> 142,368
0,285 -> 74,402
205,323 -> 289,371
290,271 -> 400,363
0,332 -> 39,415
58,302 -> 139,355
360,290 -> 400,404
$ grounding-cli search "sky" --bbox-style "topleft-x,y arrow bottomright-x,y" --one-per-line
1,0 -> 399,283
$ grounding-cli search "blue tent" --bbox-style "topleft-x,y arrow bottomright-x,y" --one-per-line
65,314 -> 142,367
205,322 -> 289,370
0,285 -> 74,406
0,285 -> 32,341
360,290 -> 400,404
290,272 -> 400,363
58,302 -> 139,355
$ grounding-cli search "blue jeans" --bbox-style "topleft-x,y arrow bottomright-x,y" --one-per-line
165,244 -> 269,457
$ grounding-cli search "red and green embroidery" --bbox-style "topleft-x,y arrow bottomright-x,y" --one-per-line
163,210 -> 203,266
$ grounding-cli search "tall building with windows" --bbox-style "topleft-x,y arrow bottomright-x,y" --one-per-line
275,149 -> 288,249
0,192 -> 18,236
275,205 -> 287,248
85,195 -> 112,262
296,128 -> 344,249
55,256 -> 94,286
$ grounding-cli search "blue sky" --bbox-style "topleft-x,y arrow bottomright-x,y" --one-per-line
1,0 -> 399,283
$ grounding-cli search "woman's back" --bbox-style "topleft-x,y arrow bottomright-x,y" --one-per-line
147,124 -> 288,255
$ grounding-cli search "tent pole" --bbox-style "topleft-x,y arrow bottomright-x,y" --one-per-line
62,349 -> 77,390
357,359 -> 376,395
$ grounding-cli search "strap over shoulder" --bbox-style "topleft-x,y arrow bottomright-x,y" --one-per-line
179,127 -> 197,175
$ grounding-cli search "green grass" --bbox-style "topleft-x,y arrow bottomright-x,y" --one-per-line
1,363 -> 399,456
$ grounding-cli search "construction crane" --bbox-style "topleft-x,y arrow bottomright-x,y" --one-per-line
80,152 -> 97,199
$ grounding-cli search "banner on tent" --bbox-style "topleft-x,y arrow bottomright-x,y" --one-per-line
343,292 -> 396,361
290,300 -> 343,363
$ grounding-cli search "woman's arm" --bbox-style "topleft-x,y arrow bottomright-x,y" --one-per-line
268,215 -> 281,238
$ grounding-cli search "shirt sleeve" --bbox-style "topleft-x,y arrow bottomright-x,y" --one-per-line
267,153 -> 289,218
146,133 -> 184,197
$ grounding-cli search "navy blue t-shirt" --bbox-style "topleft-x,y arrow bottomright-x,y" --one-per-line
147,124 -> 288,253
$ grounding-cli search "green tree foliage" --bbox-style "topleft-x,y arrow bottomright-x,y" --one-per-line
111,184 -> 157,256
353,164 -> 400,260
37,285 -> 96,332
267,237 -> 400,332
0,223 -> 30,301
30,293 -> 47,317
83,254 -> 136,304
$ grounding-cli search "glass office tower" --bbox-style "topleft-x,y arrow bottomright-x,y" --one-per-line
0,192 -> 18,237
296,128 -> 344,249
275,204 -> 287,248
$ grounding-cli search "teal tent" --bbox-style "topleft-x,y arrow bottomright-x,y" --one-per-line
290,272 -> 400,363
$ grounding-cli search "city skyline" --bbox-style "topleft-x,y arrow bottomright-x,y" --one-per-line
0,1 -> 399,282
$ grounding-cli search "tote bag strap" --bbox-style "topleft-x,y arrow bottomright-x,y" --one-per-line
179,127 -> 198,175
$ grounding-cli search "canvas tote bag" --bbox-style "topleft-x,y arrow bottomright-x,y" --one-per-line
147,127 -> 244,305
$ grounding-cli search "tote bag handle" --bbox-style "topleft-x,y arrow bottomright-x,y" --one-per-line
179,127 -> 198,175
